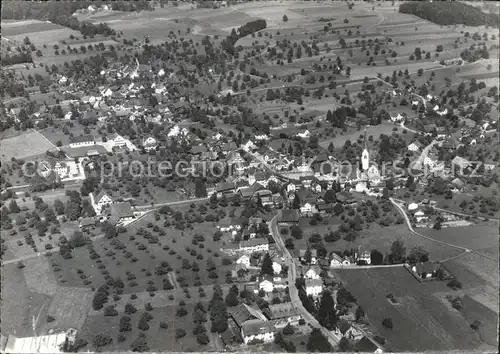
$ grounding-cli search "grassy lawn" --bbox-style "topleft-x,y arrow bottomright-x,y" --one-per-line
0,131 -> 57,162
416,223 -> 499,258
0,263 -> 52,337
333,267 -> 485,351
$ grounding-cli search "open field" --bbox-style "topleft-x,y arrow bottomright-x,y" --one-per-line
333,267 -> 493,351
416,223 -> 499,258
0,130 -> 57,162
0,263 -> 52,337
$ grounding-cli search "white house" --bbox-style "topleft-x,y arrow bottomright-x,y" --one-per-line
237,255 -> 251,268
158,68 -> 165,77
437,108 -> 448,116
408,141 -> 422,152
242,140 -> 257,152
272,261 -> 282,275
143,137 -> 157,151
305,279 -> 323,298
92,191 -> 113,214
300,202 -> 317,216
433,104 -> 440,112
297,130 -> 310,139
357,251 -> 371,265
241,320 -> 276,344
259,279 -> 274,293
110,134 -> 127,149
69,135 -> 95,148
390,113 -> 404,122
239,239 -> 269,253
304,266 -> 321,279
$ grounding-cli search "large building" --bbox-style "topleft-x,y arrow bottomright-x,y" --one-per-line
241,319 -> 276,344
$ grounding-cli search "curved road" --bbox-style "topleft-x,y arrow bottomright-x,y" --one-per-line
390,198 -> 497,262
268,215 -> 341,349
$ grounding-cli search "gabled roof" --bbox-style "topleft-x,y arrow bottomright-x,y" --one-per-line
355,336 -> 380,352
265,302 -> 300,320
241,319 -> 276,337
305,278 -> 323,288
230,304 -> 266,327
277,209 -> 299,223
95,190 -> 112,203
69,134 -> 94,144
216,182 -> 235,192
110,202 -> 133,219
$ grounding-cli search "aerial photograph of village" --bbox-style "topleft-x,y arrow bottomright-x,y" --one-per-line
0,0 -> 498,353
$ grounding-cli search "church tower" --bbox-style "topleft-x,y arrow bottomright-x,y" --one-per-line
361,128 -> 369,171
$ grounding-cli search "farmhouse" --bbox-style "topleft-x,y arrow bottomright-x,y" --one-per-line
216,182 -> 236,198
241,320 -> 276,344
109,202 -> 135,225
411,262 -> 441,279
92,190 -> 113,214
69,135 -> 95,148
357,251 -> 371,265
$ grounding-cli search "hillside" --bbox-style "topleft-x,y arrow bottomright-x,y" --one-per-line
399,1 -> 499,28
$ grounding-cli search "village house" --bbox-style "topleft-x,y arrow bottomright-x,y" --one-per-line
357,251 -> 371,265
264,303 -> 303,329
272,261 -> 282,275
69,135 -> 95,148
408,141 -> 422,152
216,182 -> 236,199
411,262 -> 441,279
304,265 -> 321,279
92,191 -> 113,214
305,278 -> 323,298
239,238 -> 269,254
142,137 -> 157,151
330,253 -> 351,267
236,254 -> 251,268
241,320 -> 276,344
300,202 -> 318,217
109,202 -> 135,225
109,134 -> 128,150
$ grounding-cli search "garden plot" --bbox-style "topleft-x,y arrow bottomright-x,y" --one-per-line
23,257 -> 59,296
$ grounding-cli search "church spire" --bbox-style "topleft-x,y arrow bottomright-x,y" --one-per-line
364,127 -> 367,150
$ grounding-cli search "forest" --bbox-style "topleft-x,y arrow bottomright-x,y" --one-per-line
399,1 -> 499,27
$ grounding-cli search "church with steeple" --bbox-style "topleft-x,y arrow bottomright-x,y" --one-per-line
355,128 -> 381,192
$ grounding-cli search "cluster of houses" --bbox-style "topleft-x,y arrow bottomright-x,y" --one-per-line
79,190 -> 137,228
221,301 -> 303,346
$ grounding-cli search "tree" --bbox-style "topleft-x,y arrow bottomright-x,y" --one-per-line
355,306 -> 365,321
261,252 -> 274,275
306,328 -> 332,352
370,249 -> 384,265
407,246 -> 429,263
92,334 -> 112,349
389,239 -> 406,264
339,337 -> 350,351
225,291 -> 239,306
9,200 -> 21,213
382,317 -> 393,329
176,328 -> 186,338
290,225 -> 303,239
283,14 -> 288,22
316,290 -> 337,330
